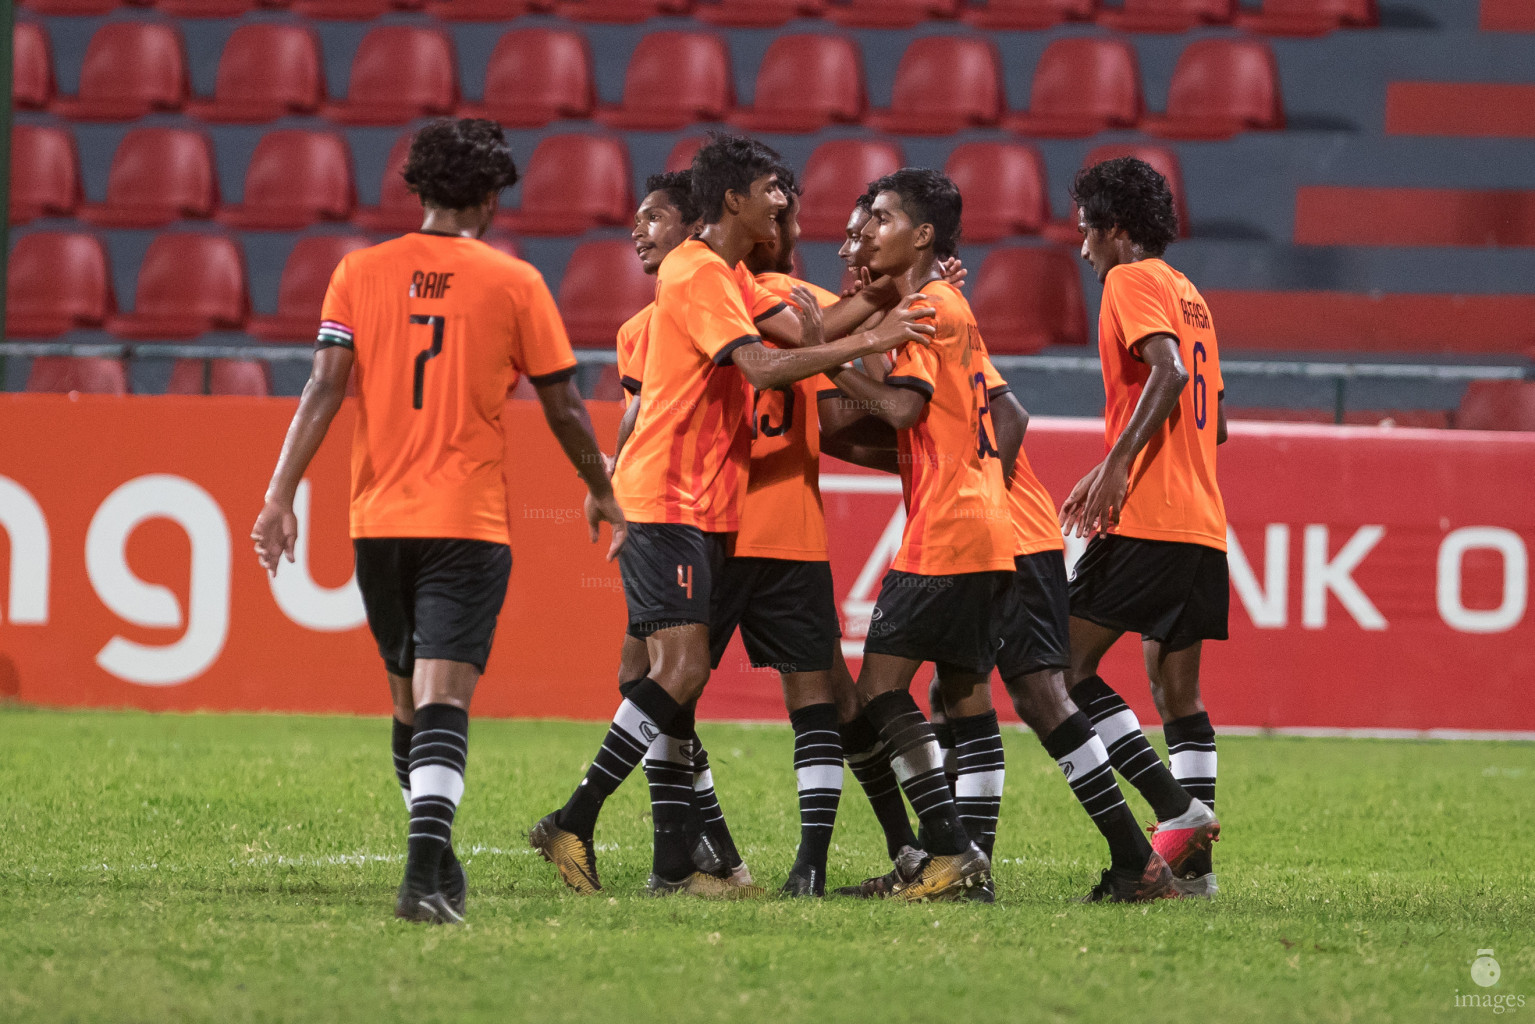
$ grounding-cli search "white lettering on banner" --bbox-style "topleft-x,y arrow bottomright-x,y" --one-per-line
1437,527 -> 1528,634
1228,524 -> 1289,628
85,475 -> 230,686
1302,524 -> 1387,630
268,480 -> 366,632
0,476 -> 50,625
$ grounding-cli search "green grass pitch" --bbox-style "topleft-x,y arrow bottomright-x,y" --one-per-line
2,707 -> 1531,1024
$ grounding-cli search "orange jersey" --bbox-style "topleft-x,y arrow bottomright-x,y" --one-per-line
733,271 -> 839,560
615,302 -> 652,403
612,239 -> 785,532
979,355 -> 1064,556
1098,258 -> 1227,551
884,280 -> 1015,575
320,232 -> 577,545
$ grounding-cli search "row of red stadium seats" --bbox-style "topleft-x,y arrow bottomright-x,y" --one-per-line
6,231 -> 1089,351
10,124 -> 1190,243
13,21 -> 1284,138
15,0 -> 1378,33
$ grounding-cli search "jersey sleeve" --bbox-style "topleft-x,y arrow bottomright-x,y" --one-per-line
749,276 -> 789,324
316,257 -> 355,351
1104,265 -> 1180,355
979,353 -> 1011,398
509,270 -> 579,385
885,340 -> 939,403
684,262 -> 763,365
616,308 -> 649,397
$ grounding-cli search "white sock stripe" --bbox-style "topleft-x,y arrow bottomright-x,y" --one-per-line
954,768 -> 1005,799
1058,736 -> 1110,780
409,764 -> 464,805
1170,749 -> 1218,779
1093,709 -> 1145,748
795,728 -> 842,739
796,764 -> 845,791
890,741 -> 945,783
1167,739 -> 1217,754
612,699 -> 659,746
399,786 -> 412,810
693,768 -> 715,793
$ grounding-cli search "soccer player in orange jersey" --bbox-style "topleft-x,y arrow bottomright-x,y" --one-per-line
1060,157 -> 1226,898
530,135 -> 937,898
816,170 -> 1014,901
251,119 -> 626,924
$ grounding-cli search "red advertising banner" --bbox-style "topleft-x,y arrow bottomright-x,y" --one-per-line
1,395 -> 1531,733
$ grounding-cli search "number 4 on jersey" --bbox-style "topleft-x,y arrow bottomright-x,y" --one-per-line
410,314 -> 445,410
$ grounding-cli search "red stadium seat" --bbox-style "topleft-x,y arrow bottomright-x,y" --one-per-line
597,32 -> 733,130
1142,40 -> 1284,140
1456,381 -> 1535,431
293,0 -> 421,17
248,235 -> 373,342
186,25 -> 324,123
969,247 -> 1087,353
6,232 -> 115,338
461,29 -> 595,128
325,27 -> 458,126
1003,38 -> 1142,137
944,142 -> 1048,242
425,0 -> 545,20
555,0 -> 692,22
157,0 -> 257,15
963,0 -> 1096,29
730,34 -> 864,134
827,0 -> 960,28
107,233 -> 249,339
79,129 -> 218,229
219,131 -> 355,230
167,360 -> 273,396
353,132 -> 420,233
14,22 -> 55,111
17,0 -> 118,15
26,358 -> 129,395
1101,0 -> 1232,31
1042,143 -> 1190,242
557,241 -> 657,348
52,23 -> 188,121
499,134 -> 633,235
665,136 -> 705,173
10,125 -> 81,223
696,0 -> 826,27
1237,0 -> 1376,35
797,140 -> 903,241
868,36 -> 1002,135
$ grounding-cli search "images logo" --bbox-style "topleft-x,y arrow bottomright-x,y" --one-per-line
1454,949 -> 1525,1014
1474,951 -> 1503,989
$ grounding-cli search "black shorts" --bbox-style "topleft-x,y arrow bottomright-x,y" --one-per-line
620,522 -> 732,637
863,569 -> 1011,675
993,551 -> 1072,680
1067,534 -> 1230,650
353,537 -> 512,678
708,558 -> 841,674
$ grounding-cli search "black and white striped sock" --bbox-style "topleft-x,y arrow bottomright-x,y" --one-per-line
864,691 -> 971,856
691,742 -> 744,871
841,713 -> 918,860
559,678 -> 681,840
644,726 -> 698,882
1041,712 -> 1151,873
789,703 -> 843,874
1164,711 -> 1217,875
1070,676 -> 1192,822
403,703 -> 468,894
391,717 -> 413,811
950,711 -> 1005,859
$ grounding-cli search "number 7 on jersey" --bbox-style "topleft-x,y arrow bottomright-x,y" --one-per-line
409,314 -> 445,410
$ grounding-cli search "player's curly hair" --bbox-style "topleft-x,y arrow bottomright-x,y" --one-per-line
1069,157 -> 1179,256
642,170 -> 701,224
691,132 -> 784,225
868,168 -> 963,260
402,118 -> 518,211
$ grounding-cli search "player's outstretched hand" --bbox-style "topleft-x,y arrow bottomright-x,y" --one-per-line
856,270 -> 903,308
1060,457 -> 1128,538
865,293 -> 937,353
790,284 -> 826,347
586,490 -> 629,561
937,257 -> 968,290
251,500 -> 298,577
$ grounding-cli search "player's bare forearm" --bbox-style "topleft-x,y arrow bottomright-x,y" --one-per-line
1217,391 -> 1228,444
731,333 -> 883,392
990,391 -> 1028,488
823,366 -> 926,430
757,292 -> 882,349
264,347 -> 351,507
1107,333 -> 1189,471
821,432 -> 900,474
536,378 -> 613,499
615,396 -> 640,461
